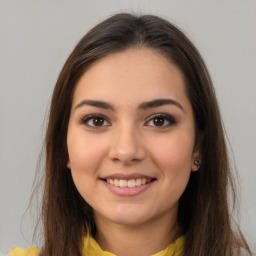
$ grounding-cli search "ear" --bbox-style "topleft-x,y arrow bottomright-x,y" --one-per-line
191,149 -> 202,172
191,132 -> 203,171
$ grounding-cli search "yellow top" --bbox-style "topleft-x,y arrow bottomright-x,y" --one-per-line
8,235 -> 185,256
8,246 -> 40,256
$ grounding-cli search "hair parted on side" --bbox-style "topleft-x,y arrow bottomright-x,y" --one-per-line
39,13 -> 251,256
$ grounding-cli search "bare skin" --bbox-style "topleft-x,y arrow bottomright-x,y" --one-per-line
67,47 -> 200,255
94,208 -> 181,256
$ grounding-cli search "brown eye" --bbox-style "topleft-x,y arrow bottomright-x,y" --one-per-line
80,114 -> 110,128
146,114 -> 176,127
153,117 -> 165,126
92,117 -> 104,126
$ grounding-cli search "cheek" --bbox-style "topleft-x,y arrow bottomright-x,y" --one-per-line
67,131 -> 108,201
67,131 -> 107,172
149,132 -> 194,198
160,135 -> 194,199
151,132 -> 194,169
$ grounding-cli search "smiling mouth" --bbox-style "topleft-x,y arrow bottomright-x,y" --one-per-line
103,178 -> 156,188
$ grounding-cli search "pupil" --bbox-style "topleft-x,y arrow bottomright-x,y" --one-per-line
93,118 -> 104,126
153,117 -> 164,126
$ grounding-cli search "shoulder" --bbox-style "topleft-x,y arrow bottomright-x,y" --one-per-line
8,247 -> 40,256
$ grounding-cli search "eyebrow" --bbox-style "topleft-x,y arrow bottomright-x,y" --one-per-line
74,98 -> 184,112
75,100 -> 114,110
138,99 -> 184,112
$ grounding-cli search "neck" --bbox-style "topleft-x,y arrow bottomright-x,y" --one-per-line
94,213 -> 181,256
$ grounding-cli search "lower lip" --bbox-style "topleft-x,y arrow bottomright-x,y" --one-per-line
102,180 -> 155,196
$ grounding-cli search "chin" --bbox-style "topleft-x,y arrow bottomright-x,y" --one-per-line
109,215 -> 149,226
104,207 -> 153,226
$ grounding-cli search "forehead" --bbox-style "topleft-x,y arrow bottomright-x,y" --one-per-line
72,47 -> 189,108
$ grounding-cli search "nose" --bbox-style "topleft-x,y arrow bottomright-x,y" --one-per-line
108,125 -> 146,165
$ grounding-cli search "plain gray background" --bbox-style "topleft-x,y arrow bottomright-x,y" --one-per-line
0,0 -> 255,254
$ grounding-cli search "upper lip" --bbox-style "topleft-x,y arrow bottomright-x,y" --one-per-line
101,173 -> 156,180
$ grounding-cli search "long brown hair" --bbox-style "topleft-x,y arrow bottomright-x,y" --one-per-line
40,13 -> 251,255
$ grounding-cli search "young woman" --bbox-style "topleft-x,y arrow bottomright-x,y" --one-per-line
9,13 -> 252,256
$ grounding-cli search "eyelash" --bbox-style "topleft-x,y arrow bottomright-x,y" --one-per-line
145,113 -> 176,128
79,114 -> 110,129
79,113 -> 176,129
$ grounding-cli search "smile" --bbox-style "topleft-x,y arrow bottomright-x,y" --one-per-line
106,178 -> 151,188
101,175 -> 156,196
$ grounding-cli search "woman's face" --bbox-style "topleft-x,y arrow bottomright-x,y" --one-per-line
67,47 -> 200,228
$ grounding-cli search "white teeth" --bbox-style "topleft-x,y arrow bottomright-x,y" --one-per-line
114,179 -> 119,186
106,178 -> 151,188
135,179 -> 141,186
119,180 -> 127,187
127,179 -> 135,188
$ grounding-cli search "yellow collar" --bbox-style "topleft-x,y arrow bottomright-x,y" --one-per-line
82,235 -> 185,256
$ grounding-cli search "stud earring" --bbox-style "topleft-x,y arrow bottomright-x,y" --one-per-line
194,160 -> 200,169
